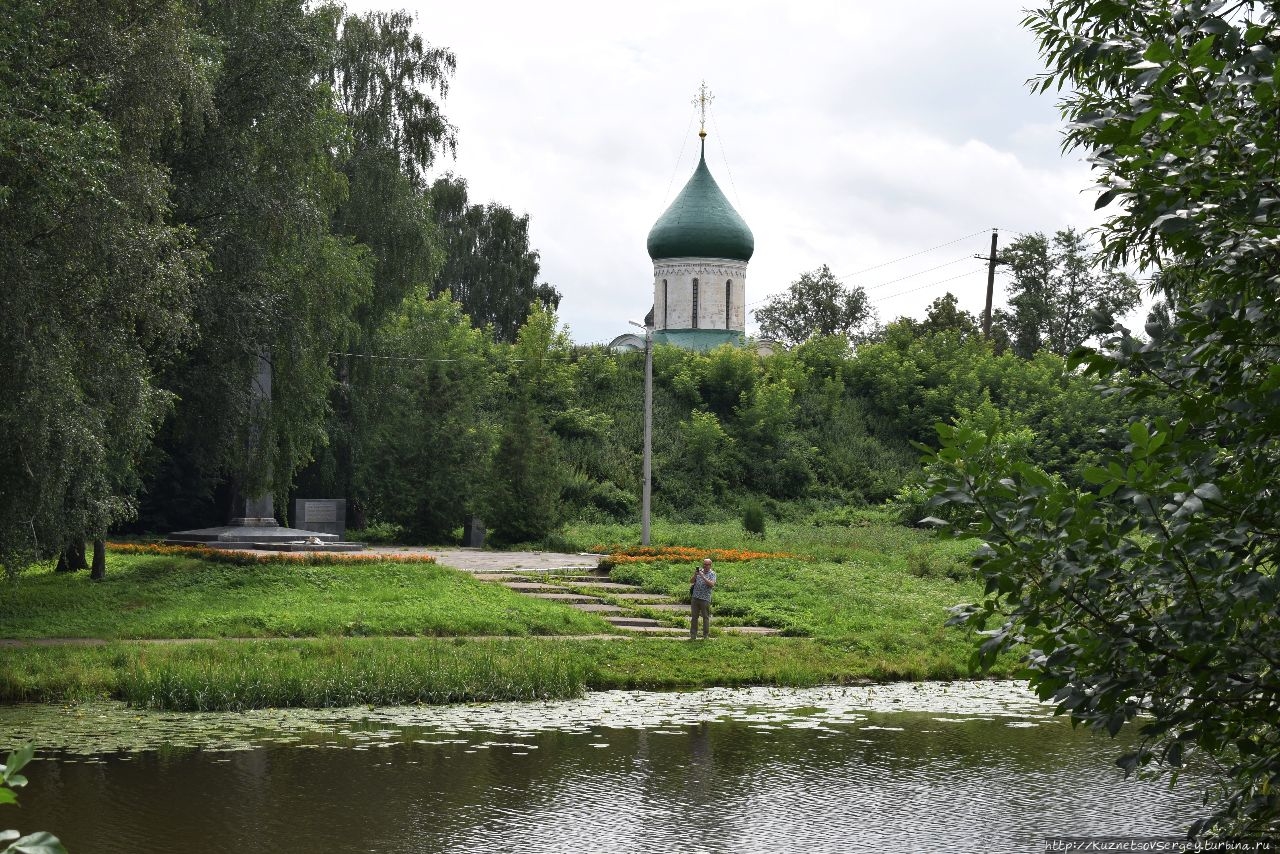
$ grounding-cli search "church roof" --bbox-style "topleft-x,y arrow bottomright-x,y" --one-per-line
647,140 -> 754,263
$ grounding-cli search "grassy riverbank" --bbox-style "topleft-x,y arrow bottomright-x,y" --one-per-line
0,514 -> 1013,710
0,635 -> 1009,711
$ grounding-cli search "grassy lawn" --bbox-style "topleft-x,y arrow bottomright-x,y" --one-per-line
0,555 -> 612,639
564,512 -> 982,653
0,513 -> 1014,710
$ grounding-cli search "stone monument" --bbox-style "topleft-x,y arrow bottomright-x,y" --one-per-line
165,351 -> 363,552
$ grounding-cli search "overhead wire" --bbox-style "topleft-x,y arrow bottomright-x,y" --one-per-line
708,103 -> 744,210
329,351 -> 580,364
868,267 -> 985,303
861,254 -> 975,292
746,228 -> 997,310
833,228 -> 995,281
658,111 -> 697,211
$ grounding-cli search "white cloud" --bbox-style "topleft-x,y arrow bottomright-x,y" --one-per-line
343,0 -> 1114,342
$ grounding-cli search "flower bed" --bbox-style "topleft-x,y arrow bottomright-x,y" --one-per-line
105,542 -> 436,566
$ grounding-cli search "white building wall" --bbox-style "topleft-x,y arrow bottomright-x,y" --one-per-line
652,258 -> 748,331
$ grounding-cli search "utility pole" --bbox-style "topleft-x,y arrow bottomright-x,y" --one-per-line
983,228 -> 999,338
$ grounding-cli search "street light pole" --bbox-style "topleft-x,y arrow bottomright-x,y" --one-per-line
642,324 -> 653,546
630,321 -> 654,546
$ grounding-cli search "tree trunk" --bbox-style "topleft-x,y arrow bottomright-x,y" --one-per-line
349,497 -> 367,531
56,540 -> 87,572
90,539 -> 106,581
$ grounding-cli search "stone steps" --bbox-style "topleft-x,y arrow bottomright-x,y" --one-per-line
467,565 -> 780,636
618,625 -> 687,635
570,603 -> 626,614
526,593 -> 600,604
605,616 -> 666,628
557,581 -> 642,591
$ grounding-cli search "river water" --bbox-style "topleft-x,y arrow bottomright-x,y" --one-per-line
0,682 -> 1208,853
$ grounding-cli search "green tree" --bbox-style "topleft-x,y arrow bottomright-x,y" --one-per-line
996,229 -> 1139,358
428,175 -> 561,343
0,0 -> 207,572
352,292 -> 494,541
485,305 -> 573,544
917,292 -> 980,338
304,8 -> 459,523
145,0 -> 372,529
753,264 -> 872,346
929,0 -> 1280,836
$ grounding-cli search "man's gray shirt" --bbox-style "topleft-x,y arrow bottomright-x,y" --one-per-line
692,568 -> 716,601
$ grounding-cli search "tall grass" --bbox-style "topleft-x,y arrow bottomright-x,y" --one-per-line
121,638 -> 588,711
0,639 -> 588,711
0,636 -> 1012,711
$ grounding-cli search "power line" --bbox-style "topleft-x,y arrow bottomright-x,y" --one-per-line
708,103 -> 744,211
862,254 -> 975,292
746,228 -> 996,310
328,351 -> 577,364
870,268 -> 983,303
834,228 -> 995,281
659,111 -> 697,211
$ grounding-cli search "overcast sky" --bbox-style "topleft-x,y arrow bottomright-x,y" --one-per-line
344,0 -> 1114,344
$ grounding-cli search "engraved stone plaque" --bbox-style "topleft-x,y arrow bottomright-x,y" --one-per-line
293,499 -> 346,537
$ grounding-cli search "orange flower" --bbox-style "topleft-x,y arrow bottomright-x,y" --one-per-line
104,542 -> 436,567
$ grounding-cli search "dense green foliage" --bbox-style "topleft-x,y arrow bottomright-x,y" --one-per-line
0,0 -> 204,571
0,0 -> 564,562
928,0 -> 1280,837
996,229 -> 1140,358
754,265 -> 872,345
428,175 -> 561,342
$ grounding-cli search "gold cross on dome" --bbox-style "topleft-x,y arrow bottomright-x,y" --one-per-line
692,81 -> 714,139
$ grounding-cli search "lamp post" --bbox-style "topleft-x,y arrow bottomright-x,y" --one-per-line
629,320 -> 653,546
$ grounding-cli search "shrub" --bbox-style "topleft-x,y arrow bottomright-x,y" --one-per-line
741,499 -> 766,536
345,521 -> 405,545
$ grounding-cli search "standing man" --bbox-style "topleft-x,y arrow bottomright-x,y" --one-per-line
690,557 -> 716,640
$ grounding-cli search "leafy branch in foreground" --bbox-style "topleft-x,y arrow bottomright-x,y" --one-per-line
2,745 -> 67,854
927,0 -> 1280,838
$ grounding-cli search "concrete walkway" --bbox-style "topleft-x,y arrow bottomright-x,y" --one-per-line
363,547 -> 603,574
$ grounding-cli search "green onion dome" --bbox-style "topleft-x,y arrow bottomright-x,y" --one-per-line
647,141 -> 754,262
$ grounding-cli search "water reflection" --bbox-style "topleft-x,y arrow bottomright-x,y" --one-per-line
2,686 -> 1206,853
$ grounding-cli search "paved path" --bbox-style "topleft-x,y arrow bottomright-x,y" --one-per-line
364,547 -> 603,574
